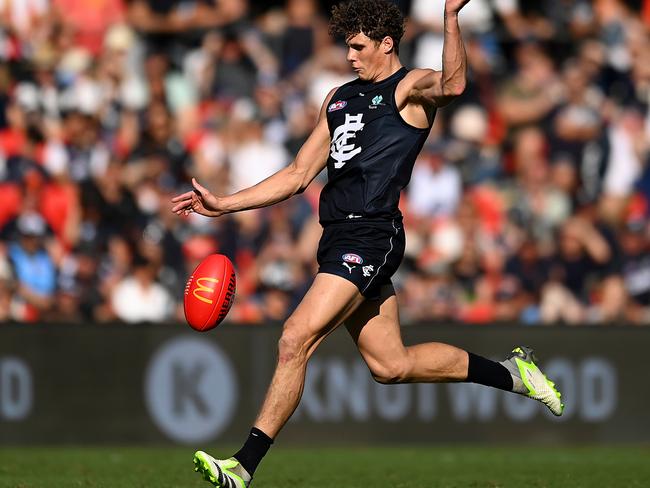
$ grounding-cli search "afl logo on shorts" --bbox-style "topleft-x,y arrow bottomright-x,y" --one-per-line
342,253 -> 363,264
328,100 -> 347,112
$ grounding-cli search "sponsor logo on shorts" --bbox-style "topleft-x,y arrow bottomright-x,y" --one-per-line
342,262 -> 356,274
342,253 -> 363,264
328,100 -> 347,112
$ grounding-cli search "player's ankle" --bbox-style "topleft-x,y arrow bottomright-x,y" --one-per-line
233,427 -> 274,475
466,352 -> 514,391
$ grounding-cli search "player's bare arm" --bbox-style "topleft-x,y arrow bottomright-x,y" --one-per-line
170,87 -> 338,218
398,0 -> 471,119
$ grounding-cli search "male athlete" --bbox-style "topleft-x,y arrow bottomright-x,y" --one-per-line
172,1 -> 564,486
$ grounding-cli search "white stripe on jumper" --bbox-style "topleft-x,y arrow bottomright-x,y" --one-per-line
361,220 -> 398,294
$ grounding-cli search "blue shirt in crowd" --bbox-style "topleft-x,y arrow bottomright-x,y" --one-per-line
8,243 -> 56,296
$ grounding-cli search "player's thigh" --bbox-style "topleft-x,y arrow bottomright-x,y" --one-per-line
282,272 -> 365,355
344,284 -> 407,366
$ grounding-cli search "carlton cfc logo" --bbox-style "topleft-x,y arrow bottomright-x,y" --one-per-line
330,113 -> 365,169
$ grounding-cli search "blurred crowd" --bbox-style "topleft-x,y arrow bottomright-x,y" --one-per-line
0,0 -> 649,325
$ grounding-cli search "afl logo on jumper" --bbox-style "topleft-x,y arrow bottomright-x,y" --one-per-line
328,100 -> 347,112
342,253 -> 363,264
330,113 -> 365,169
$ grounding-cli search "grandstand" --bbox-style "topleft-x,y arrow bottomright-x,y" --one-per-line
0,0 -> 648,325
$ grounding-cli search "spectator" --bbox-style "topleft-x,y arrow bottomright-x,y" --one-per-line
275,0 -> 328,77
227,113 -> 290,194
550,61 -> 605,173
407,143 -> 462,219
601,107 -> 645,222
504,238 -> 549,324
506,127 -> 572,244
540,217 -> 617,323
52,0 -> 126,56
6,213 -> 56,322
54,244 -> 103,322
110,255 -> 173,323
497,42 -> 562,131
0,246 -> 16,321
619,204 -> 650,323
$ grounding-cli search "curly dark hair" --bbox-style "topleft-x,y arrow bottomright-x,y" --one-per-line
329,0 -> 405,53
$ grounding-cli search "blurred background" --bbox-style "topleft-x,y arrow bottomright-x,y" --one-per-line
1,0 -> 650,462
0,0 -> 649,327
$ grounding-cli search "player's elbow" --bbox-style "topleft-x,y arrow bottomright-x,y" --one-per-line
296,168 -> 318,195
295,180 -> 308,194
442,81 -> 466,98
432,82 -> 465,107
287,164 -> 308,195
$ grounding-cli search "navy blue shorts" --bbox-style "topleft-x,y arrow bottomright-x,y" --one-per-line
316,219 -> 405,300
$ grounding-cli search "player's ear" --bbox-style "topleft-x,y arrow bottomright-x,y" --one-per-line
382,36 -> 394,54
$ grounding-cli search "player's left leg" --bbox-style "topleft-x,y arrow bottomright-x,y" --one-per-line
345,285 -> 471,383
345,285 -> 563,415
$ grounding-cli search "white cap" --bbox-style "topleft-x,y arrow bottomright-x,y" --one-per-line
17,213 -> 46,236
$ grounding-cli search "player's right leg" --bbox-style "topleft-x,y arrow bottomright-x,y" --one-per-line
194,272 -> 366,487
252,272 -> 365,438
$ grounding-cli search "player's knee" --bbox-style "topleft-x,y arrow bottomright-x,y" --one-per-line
277,334 -> 305,364
277,321 -> 309,364
370,359 -> 410,384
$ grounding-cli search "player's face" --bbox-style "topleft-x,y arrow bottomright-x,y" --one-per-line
346,32 -> 386,81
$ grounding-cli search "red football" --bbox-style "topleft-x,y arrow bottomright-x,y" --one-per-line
184,254 -> 237,331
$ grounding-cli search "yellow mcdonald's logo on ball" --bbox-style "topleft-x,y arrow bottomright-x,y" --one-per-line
192,277 -> 220,304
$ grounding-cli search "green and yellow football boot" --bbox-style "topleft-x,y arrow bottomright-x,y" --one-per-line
193,451 -> 252,488
500,346 -> 564,416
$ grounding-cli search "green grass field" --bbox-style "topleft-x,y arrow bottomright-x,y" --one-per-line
1,446 -> 649,488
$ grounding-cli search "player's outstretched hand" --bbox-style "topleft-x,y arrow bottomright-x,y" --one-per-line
445,0 -> 471,14
171,178 -> 225,218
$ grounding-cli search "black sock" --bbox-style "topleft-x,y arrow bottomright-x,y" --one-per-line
466,352 -> 513,391
233,427 -> 273,475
